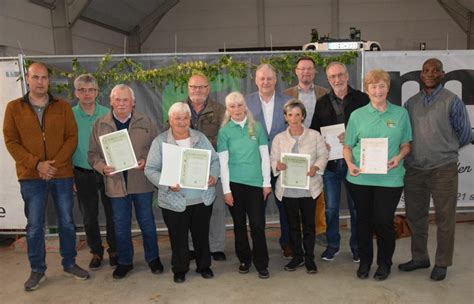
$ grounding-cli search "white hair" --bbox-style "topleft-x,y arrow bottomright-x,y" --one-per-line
168,102 -> 191,118
110,84 -> 135,101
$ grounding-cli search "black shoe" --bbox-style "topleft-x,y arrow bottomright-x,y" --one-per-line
173,272 -> 186,283
196,267 -> 214,279
148,257 -> 164,274
373,265 -> 391,281
113,264 -> 133,279
89,254 -> 103,270
238,262 -> 251,274
189,250 -> 196,261
305,260 -> 318,274
284,258 -> 305,271
211,251 -> 227,261
109,252 -> 118,268
357,264 -> 370,279
430,265 -> 447,281
257,269 -> 270,279
398,260 -> 430,272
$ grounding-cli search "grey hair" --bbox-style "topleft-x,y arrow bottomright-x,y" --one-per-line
221,92 -> 257,137
110,84 -> 135,101
325,61 -> 348,74
256,63 -> 277,78
168,102 -> 191,118
74,73 -> 98,90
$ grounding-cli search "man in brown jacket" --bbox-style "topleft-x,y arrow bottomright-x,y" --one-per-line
182,74 -> 227,261
283,56 -> 329,246
88,84 -> 163,280
3,62 -> 89,291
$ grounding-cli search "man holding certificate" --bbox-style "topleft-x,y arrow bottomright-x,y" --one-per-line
145,102 -> 220,284
343,70 -> 412,281
271,99 -> 328,274
88,84 -> 163,280
310,61 -> 369,263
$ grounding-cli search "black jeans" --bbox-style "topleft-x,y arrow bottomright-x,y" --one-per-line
161,203 -> 213,274
282,196 -> 316,261
346,182 -> 403,268
74,167 -> 116,256
229,182 -> 269,271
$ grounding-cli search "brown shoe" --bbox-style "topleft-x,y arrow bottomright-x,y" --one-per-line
89,254 -> 103,270
282,245 -> 293,259
108,252 -> 118,268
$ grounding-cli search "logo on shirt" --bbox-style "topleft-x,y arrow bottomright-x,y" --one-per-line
386,119 -> 396,128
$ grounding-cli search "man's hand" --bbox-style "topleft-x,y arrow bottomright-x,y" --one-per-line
37,160 -> 57,180
102,165 -> 116,177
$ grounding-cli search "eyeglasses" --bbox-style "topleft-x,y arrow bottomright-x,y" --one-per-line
327,73 -> 347,80
296,67 -> 315,72
77,88 -> 97,93
188,85 -> 209,90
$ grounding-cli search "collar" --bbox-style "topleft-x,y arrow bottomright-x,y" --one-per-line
421,84 -> 443,105
329,86 -> 353,102
77,101 -> 101,117
231,116 -> 247,128
23,92 -> 56,105
112,111 -> 132,123
166,128 -> 200,146
367,100 -> 394,114
297,84 -> 314,94
187,96 -> 209,115
259,92 -> 275,104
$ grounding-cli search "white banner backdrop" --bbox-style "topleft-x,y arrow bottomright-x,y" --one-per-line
364,50 -> 474,207
0,60 -> 27,229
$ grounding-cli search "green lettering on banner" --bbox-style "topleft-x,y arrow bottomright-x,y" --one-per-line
161,74 -> 240,122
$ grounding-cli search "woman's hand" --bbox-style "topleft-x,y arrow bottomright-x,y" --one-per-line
347,163 -> 361,176
102,165 -> 115,177
136,159 -> 146,170
169,184 -> 181,192
276,160 -> 287,171
263,187 -> 272,200
224,193 -> 234,206
388,155 -> 401,170
208,176 -> 217,187
307,165 -> 319,177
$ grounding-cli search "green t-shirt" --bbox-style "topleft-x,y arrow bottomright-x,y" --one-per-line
344,101 -> 412,187
72,102 -> 110,169
217,120 -> 268,188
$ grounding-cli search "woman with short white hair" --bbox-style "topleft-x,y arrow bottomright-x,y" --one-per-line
145,102 -> 220,284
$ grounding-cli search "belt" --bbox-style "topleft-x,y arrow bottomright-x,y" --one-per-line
74,166 -> 95,173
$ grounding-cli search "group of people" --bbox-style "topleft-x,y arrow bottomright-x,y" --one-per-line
2,56 -> 471,291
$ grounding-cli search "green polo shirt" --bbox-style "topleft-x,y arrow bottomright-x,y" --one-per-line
217,120 -> 268,188
344,101 -> 412,187
72,102 -> 110,169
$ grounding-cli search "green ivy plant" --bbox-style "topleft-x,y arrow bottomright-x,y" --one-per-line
25,51 -> 358,98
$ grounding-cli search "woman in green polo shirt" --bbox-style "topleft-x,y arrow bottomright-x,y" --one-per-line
217,92 -> 272,279
343,69 -> 412,281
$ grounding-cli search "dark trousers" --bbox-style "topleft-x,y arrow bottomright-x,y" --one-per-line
282,196 -> 316,261
161,203 -> 213,274
347,182 -> 403,267
404,163 -> 458,267
229,182 -> 269,271
74,168 -> 116,256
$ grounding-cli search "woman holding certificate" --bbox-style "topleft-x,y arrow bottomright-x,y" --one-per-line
343,69 -> 412,281
217,92 -> 272,279
144,102 -> 220,284
271,99 -> 328,274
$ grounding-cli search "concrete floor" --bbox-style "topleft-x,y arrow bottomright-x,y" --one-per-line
0,222 -> 473,304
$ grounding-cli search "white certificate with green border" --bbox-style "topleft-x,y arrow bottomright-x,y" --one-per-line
99,129 -> 138,174
280,153 -> 310,189
179,148 -> 211,190
160,143 -> 211,190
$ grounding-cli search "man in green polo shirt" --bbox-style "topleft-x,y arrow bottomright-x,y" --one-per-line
72,74 -> 117,270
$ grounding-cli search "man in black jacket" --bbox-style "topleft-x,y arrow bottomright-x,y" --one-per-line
310,62 -> 369,263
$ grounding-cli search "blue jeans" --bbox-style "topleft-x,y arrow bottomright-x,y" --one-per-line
20,178 -> 77,273
323,160 -> 357,251
110,192 -> 159,266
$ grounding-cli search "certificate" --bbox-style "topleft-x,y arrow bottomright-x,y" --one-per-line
99,129 -> 138,174
280,153 -> 310,189
159,143 -> 211,190
320,123 -> 345,160
180,148 -> 211,190
359,138 -> 388,174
